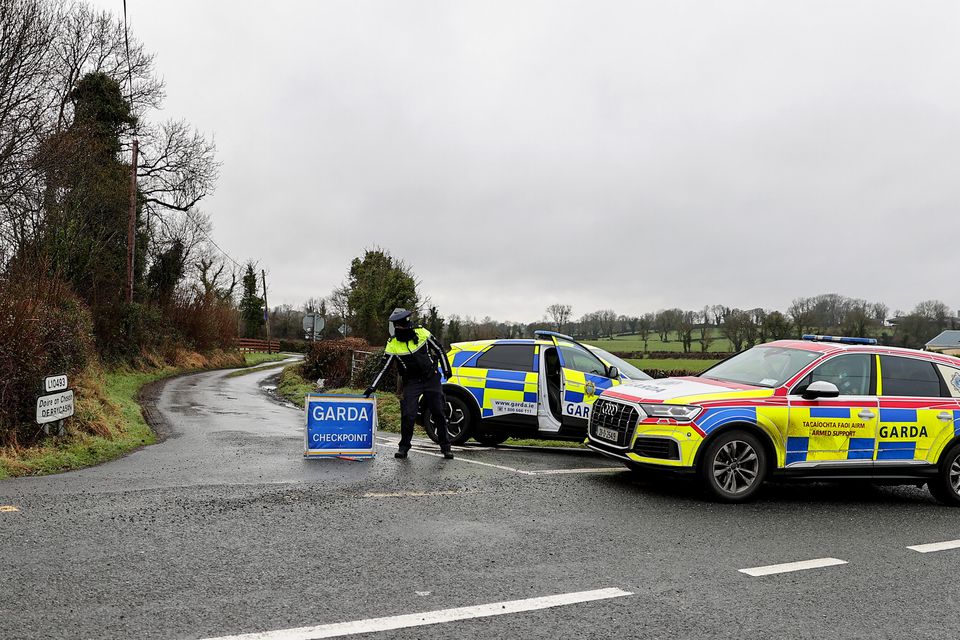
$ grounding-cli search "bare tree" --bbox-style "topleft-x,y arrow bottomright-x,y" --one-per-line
678,310 -> 696,353
0,0 -> 58,265
545,303 -> 572,333
637,313 -> 653,353
697,308 -> 714,352
788,297 -> 817,338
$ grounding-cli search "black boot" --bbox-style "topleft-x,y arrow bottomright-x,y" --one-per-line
442,448 -> 454,460
395,448 -> 409,459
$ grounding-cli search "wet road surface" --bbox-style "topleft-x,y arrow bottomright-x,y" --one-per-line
2,363 -> 960,639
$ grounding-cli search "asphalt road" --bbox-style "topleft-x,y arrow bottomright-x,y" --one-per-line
2,363 -> 960,639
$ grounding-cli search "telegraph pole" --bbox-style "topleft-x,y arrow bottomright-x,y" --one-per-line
126,139 -> 138,304
261,269 -> 272,353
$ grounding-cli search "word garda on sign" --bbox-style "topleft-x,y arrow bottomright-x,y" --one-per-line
36,389 -> 74,424
304,394 -> 377,459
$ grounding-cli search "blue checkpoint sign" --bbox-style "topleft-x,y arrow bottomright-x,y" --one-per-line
304,394 -> 377,458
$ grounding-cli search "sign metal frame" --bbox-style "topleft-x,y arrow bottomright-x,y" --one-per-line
304,393 -> 377,459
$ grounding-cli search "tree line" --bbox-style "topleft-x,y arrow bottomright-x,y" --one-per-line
273,251 -> 955,354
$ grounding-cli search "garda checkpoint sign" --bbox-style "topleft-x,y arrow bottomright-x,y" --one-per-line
304,394 -> 377,458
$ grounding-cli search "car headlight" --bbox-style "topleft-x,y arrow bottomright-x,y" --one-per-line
639,403 -> 702,422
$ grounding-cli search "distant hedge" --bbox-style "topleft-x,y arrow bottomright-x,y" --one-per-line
613,351 -> 732,360
645,369 -> 700,379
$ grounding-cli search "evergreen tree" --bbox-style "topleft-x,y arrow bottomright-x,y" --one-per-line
345,249 -> 418,344
239,262 -> 264,337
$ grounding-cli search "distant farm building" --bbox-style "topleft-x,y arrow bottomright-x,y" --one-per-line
925,330 -> 960,355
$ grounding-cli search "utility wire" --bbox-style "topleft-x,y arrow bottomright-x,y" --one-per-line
121,0 -> 136,135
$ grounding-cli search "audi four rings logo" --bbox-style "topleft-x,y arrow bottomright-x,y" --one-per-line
601,402 -> 617,416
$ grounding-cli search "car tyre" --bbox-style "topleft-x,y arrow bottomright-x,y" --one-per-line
699,429 -> 767,502
424,395 -> 473,446
474,431 -> 510,446
928,444 -> 960,507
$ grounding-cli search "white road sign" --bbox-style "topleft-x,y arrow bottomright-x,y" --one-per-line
44,375 -> 68,393
302,314 -> 325,336
36,390 -> 74,424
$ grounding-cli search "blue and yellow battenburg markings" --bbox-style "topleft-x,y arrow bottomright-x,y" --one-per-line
445,339 -> 620,420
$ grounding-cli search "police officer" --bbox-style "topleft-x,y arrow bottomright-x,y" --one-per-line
365,308 -> 454,460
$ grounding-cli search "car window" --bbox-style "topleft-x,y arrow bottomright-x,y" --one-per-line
586,347 -> 651,380
704,346 -> 820,388
558,345 -> 607,376
880,355 -> 941,397
936,364 -> 960,398
474,344 -> 535,372
793,353 -> 873,396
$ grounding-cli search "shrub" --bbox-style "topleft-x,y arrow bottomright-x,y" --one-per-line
279,338 -> 308,353
166,291 -> 238,353
302,338 -> 372,388
352,347 -> 398,392
646,369 -> 700,379
0,273 -> 95,446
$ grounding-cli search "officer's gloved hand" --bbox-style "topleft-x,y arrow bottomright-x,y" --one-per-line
364,387 -> 375,398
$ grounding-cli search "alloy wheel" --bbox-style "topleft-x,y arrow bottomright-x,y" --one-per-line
713,440 -> 760,495
951,456 -> 960,496
430,401 -> 466,439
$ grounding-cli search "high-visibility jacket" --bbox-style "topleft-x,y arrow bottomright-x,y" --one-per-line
368,328 -> 452,390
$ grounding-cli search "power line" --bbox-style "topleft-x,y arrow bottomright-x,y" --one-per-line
121,0 -> 136,132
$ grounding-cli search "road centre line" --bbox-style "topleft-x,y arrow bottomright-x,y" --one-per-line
739,558 -> 847,577
907,539 -> 960,553
201,588 -> 633,640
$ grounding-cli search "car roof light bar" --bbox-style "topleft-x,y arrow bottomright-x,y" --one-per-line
802,334 -> 878,345
533,330 -> 576,341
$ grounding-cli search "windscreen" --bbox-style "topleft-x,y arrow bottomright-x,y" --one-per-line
700,346 -> 820,388
587,347 -> 652,380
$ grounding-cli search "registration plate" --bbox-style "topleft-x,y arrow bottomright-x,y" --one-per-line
595,426 -> 619,442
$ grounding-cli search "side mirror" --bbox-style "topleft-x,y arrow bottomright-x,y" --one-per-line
802,380 -> 840,400
607,365 -> 620,380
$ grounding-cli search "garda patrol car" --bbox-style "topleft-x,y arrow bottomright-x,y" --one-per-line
586,335 -> 960,505
423,331 -> 650,446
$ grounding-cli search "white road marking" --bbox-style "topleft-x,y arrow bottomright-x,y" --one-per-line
412,448 -> 535,475
739,557 -> 847,577
907,539 -> 960,554
362,491 -> 460,498
201,587 -> 633,640
530,467 -> 622,475
375,437 -> 619,475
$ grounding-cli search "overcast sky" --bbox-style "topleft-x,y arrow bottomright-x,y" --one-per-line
95,0 -> 960,321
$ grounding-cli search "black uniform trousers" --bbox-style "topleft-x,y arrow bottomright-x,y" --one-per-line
399,373 -> 449,451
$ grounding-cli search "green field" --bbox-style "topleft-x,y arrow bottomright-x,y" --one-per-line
628,358 -> 719,373
584,328 -> 734,354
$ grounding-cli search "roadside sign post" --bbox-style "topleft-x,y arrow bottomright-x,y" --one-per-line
304,394 -> 377,459
302,314 -> 325,341
37,374 -> 74,436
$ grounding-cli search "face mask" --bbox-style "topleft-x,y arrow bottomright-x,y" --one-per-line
395,326 -> 417,342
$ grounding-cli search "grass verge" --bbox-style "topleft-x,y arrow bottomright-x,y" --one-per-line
276,364 -> 408,435
243,352 -> 290,367
0,350 -> 244,479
